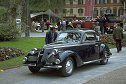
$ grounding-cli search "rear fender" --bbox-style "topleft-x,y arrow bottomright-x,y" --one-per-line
100,44 -> 111,57
100,44 -> 106,56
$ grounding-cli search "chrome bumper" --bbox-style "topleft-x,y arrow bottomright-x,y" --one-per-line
23,63 -> 62,69
44,65 -> 62,69
23,63 -> 36,66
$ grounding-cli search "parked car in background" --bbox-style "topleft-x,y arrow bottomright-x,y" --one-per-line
23,30 -> 112,77
72,14 -> 119,34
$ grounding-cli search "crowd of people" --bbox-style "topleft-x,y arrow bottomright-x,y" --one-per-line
31,18 -> 73,33
32,18 -> 51,32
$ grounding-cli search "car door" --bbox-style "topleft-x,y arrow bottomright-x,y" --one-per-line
81,32 -> 99,62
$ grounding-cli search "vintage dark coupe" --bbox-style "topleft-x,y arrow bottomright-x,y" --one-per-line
23,30 -> 112,76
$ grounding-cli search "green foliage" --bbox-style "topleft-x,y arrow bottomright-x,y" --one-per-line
0,8 -> 7,15
0,23 -> 20,41
0,0 -> 8,7
0,8 -> 7,23
29,0 -> 66,13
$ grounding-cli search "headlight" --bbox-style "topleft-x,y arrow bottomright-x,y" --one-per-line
55,59 -> 61,64
52,49 -> 58,55
23,57 -> 27,62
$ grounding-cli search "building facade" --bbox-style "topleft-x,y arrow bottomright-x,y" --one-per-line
55,0 -> 124,21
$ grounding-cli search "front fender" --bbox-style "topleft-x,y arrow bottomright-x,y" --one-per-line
59,50 -> 83,67
26,48 -> 40,56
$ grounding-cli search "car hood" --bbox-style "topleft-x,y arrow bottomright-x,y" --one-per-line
43,42 -> 76,50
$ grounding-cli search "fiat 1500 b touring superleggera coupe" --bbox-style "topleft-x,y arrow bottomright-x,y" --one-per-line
23,30 -> 112,76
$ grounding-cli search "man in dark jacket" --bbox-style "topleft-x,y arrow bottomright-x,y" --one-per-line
97,16 -> 106,34
57,20 -> 62,31
45,27 -> 58,44
113,23 -> 123,53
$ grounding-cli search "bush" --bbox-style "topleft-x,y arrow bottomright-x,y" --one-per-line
101,34 -> 126,47
0,8 -> 7,23
0,23 -> 20,41
0,47 -> 24,61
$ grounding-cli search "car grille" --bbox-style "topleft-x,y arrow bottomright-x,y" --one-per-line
28,56 -> 38,62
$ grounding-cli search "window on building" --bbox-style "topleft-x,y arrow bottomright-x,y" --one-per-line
99,0 -> 105,4
63,9 -> 67,14
118,9 -> 123,16
70,9 -> 73,14
119,0 -> 123,3
100,10 -> 104,16
70,0 -> 73,5
113,9 -> 117,16
113,0 -> 117,3
94,0 -> 97,5
106,10 -> 111,14
78,0 -> 83,5
107,0 -> 111,4
78,9 -> 83,13
93,10 -> 98,17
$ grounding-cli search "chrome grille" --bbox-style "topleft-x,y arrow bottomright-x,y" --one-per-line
28,56 -> 38,61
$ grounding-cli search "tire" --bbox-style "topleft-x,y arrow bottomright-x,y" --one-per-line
76,23 -> 81,28
61,57 -> 74,77
28,66 -> 40,73
100,49 -> 109,65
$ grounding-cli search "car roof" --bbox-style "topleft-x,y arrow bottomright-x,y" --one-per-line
62,30 -> 95,34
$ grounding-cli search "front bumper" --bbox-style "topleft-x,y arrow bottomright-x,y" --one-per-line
23,63 -> 62,69
23,63 -> 36,66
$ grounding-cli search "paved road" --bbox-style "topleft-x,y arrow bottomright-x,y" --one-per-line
21,30 -> 61,37
0,48 -> 126,84
84,66 -> 126,84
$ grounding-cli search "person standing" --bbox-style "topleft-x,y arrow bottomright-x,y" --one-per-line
45,27 -> 58,44
57,20 -> 61,31
113,23 -> 124,53
46,20 -> 50,30
40,18 -> 45,32
97,16 -> 106,34
62,19 -> 66,31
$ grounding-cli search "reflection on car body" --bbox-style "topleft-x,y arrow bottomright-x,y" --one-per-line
23,30 -> 112,77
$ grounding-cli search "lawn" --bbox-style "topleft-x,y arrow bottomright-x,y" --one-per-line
0,37 -> 115,69
0,37 -> 45,69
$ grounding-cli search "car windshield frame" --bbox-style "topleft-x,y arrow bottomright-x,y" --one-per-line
56,32 -> 82,44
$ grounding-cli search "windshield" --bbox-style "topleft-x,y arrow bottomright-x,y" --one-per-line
106,15 -> 117,22
56,32 -> 81,43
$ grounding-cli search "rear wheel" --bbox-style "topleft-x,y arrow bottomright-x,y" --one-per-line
28,66 -> 40,73
100,49 -> 109,65
61,57 -> 74,77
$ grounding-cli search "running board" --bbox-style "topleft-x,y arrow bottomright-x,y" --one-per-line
83,59 -> 102,65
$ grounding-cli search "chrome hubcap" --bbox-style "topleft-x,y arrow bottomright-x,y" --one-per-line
65,60 -> 73,74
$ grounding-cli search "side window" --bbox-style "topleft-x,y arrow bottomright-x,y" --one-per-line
85,32 -> 96,41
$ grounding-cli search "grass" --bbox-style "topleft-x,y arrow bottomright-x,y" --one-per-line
0,37 -> 115,69
0,37 -> 45,69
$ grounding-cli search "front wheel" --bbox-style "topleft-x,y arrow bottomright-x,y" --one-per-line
100,49 -> 109,65
28,66 -> 40,73
61,57 -> 74,77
